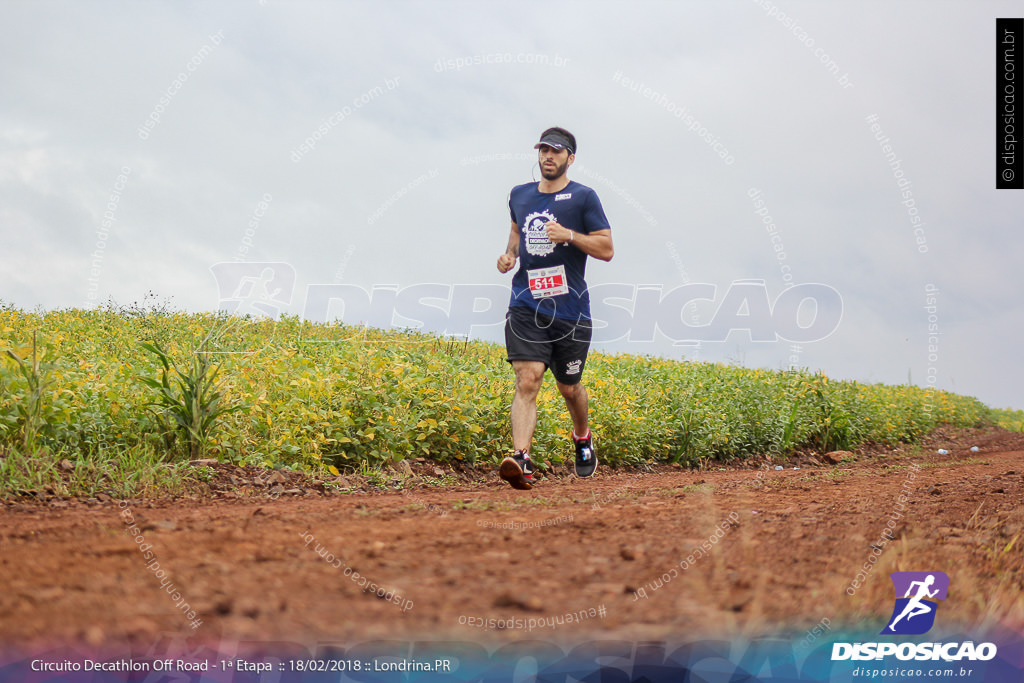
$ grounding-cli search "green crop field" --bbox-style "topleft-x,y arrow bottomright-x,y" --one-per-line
0,303 -> 1007,497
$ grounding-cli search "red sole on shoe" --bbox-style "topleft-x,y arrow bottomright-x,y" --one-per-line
499,458 -> 533,490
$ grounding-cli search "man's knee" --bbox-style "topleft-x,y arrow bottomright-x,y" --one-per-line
514,363 -> 545,395
556,380 -> 585,399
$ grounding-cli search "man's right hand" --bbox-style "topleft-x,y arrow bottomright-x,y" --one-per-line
497,253 -> 516,273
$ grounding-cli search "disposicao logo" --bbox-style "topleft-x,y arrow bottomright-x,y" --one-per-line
881,571 -> 949,635
832,570 -> 998,663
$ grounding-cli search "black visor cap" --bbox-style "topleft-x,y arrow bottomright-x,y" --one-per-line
534,132 -> 575,155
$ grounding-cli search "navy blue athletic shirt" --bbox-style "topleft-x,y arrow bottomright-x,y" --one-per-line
507,180 -> 611,321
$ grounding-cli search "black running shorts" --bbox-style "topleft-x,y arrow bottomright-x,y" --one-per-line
504,305 -> 593,385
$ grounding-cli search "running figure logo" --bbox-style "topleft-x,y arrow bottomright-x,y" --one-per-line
209,262 -> 295,319
881,571 -> 949,635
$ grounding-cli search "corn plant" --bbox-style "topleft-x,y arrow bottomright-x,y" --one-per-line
139,332 -> 243,460
3,331 -> 48,451
808,375 -> 854,452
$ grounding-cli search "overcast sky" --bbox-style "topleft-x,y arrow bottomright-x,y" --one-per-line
2,0 -> 1021,411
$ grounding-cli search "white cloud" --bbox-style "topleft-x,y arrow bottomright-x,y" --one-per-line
0,0 -> 1020,409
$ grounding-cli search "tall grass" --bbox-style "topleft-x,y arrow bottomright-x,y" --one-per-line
0,306 -> 995,496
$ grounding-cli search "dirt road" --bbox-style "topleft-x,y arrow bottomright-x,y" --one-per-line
2,427 -> 1023,674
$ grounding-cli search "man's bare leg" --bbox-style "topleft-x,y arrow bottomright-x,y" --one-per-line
557,379 -> 597,476
556,380 -> 589,437
501,360 -> 546,489
510,361 -> 545,452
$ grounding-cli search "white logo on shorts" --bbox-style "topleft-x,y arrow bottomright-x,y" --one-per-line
565,359 -> 582,375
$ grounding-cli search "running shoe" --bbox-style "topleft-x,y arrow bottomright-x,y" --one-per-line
499,450 -> 534,490
573,430 -> 597,477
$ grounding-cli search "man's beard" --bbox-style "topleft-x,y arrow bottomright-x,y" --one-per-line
540,159 -> 567,180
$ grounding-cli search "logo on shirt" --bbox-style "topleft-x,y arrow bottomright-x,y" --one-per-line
555,193 -> 572,201
523,210 -> 557,256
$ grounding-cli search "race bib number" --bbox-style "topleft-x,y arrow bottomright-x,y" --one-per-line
527,266 -> 569,299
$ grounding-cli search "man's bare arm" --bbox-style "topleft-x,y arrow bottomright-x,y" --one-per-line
544,222 -> 614,262
497,220 -> 519,273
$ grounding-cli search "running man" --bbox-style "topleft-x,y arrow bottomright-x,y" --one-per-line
496,126 -> 614,489
888,574 -> 940,631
